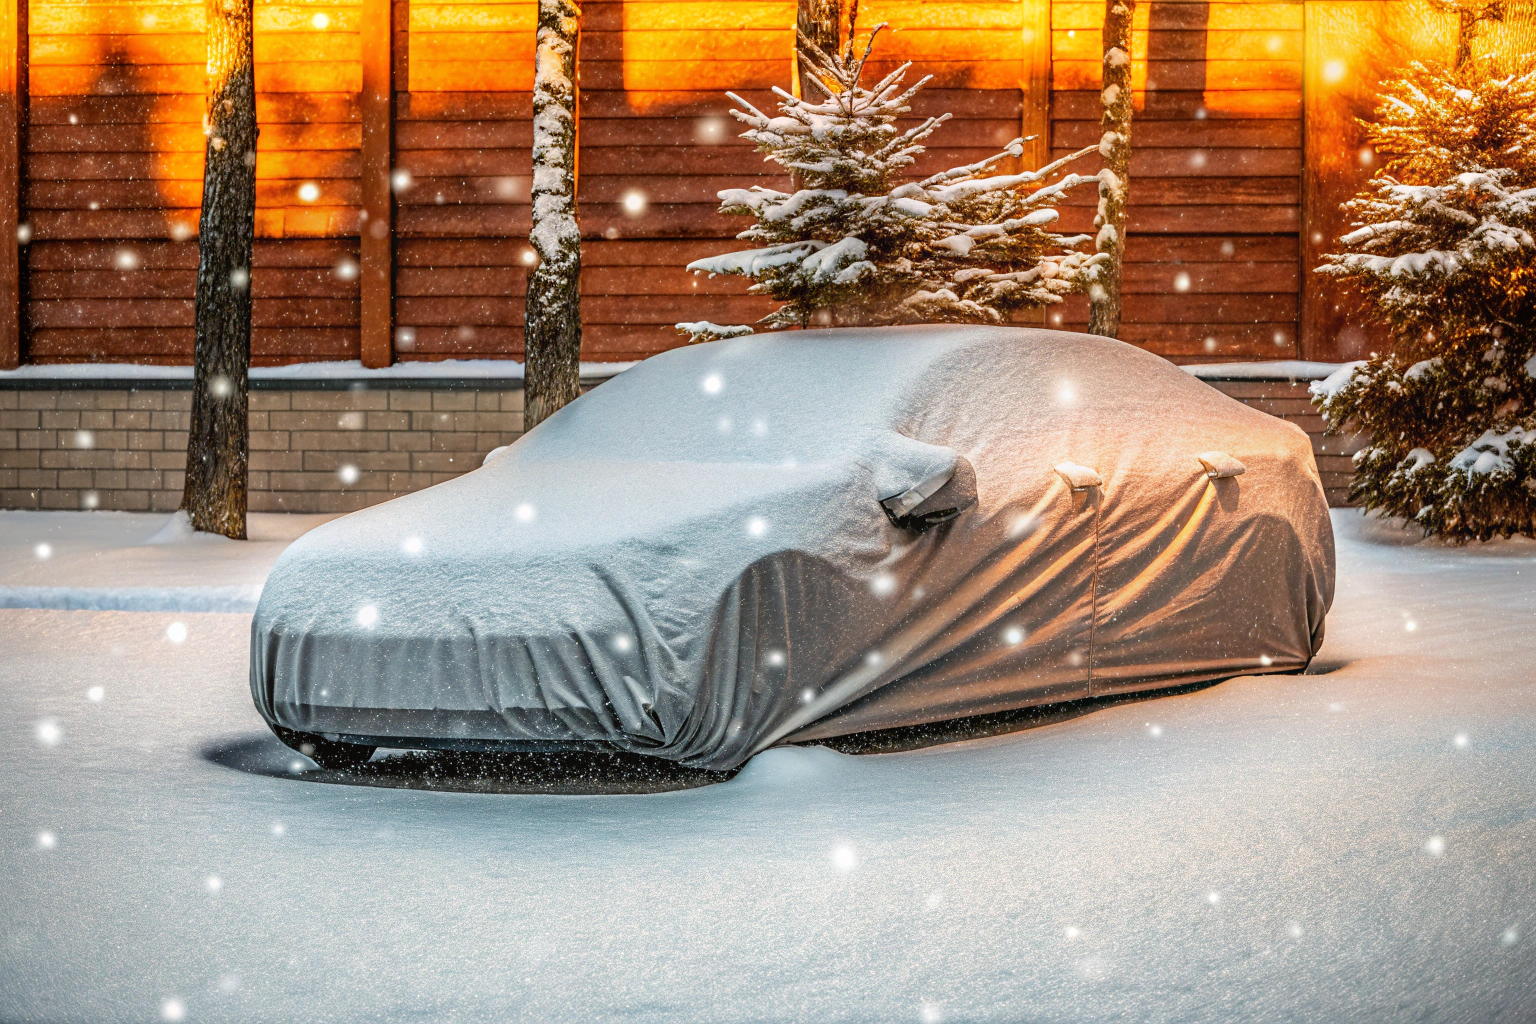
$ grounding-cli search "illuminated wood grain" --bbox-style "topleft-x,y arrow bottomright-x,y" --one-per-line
30,5 -> 363,34
1053,29 -> 1300,62
1299,0 -> 1455,360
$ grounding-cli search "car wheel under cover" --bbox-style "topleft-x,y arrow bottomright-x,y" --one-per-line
269,723 -> 377,770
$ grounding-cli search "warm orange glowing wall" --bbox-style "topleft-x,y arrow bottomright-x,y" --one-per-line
1048,0 -> 1306,361
390,0 -> 535,359
26,0 -> 365,363
1301,0 -> 1454,360
7,0 -> 1506,366
580,0 -> 1052,361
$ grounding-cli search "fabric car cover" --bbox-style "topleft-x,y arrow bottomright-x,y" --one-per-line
251,326 -> 1335,770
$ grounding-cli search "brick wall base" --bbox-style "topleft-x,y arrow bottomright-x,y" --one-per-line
0,375 -> 1358,514
0,385 -> 524,514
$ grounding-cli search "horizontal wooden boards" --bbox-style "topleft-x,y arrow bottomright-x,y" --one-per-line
21,0 -> 1310,368
25,239 -> 363,362
1044,0 -> 1302,361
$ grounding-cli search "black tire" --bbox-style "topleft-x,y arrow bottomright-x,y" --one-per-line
269,723 -> 377,770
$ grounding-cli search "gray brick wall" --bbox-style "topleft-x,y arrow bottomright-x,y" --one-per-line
0,377 -> 1357,514
0,386 -> 524,514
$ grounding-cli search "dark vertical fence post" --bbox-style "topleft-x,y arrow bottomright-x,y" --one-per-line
360,0 -> 394,367
0,0 -> 23,369
1022,0 -> 1051,173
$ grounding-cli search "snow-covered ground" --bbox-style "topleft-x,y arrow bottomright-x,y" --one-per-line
3,509 -> 1534,1022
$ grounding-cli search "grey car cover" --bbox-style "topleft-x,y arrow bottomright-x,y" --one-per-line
251,326 -> 1334,770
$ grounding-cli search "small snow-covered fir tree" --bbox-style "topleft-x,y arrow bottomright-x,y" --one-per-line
1313,55 -> 1536,540
676,24 -> 1102,341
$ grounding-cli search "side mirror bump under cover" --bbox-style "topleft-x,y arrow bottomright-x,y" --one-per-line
1197,451 -> 1246,479
882,456 -> 977,532
1054,462 -> 1102,492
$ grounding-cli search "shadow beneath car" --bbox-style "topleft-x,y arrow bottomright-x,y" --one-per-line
207,674 -> 1299,792
813,678 -> 1234,756
201,733 -> 737,795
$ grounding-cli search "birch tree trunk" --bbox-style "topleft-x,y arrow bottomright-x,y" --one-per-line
182,0 -> 257,538
524,0 -> 582,432
1088,0 -> 1133,339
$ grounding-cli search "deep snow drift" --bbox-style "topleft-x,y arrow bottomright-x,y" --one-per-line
2,508 -> 1534,1023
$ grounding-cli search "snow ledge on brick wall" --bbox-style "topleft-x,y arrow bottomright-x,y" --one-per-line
0,360 -> 638,386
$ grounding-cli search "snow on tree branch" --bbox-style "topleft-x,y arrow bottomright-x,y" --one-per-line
1314,56 -> 1536,540
674,22 -> 1101,337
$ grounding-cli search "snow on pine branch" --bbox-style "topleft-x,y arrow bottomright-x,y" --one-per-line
1311,56 -> 1536,541
674,22 -> 1102,338
1320,170 -> 1536,310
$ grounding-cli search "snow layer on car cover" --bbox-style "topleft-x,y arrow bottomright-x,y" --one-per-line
251,326 -> 1334,770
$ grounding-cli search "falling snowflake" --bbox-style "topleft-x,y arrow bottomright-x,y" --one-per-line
831,845 -> 858,872
35,719 -> 62,746
167,622 -> 187,643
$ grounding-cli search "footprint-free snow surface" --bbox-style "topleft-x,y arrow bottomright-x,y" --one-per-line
3,508 -> 1535,1022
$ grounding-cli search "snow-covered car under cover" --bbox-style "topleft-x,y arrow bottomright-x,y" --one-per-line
251,326 -> 1335,770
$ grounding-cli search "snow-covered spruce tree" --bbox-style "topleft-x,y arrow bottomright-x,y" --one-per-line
1313,56 -> 1536,540
1087,0 -> 1134,338
675,26 -> 1102,341
523,0 -> 582,432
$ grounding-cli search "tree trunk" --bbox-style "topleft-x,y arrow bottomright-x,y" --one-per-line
524,0 -> 582,432
797,0 -> 841,96
182,0 -> 257,538
1088,0 -> 1134,339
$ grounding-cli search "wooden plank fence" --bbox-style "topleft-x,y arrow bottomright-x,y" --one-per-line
0,0 -> 1478,370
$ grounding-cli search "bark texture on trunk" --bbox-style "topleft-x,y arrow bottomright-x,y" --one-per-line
797,0 -> 841,96
183,0 -> 257,538
524,0 -> 582,433
1088,0 -> 1133,339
